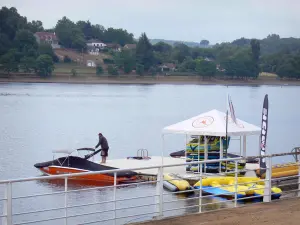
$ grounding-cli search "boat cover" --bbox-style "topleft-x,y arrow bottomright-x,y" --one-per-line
34,156 -> 137,178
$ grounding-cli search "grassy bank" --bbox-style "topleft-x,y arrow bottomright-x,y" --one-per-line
0,73 -> 299,86
54,64 -> 96,74
1,64 -> 299,86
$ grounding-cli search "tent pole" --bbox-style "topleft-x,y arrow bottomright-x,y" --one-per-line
185,134 -> 187,159
204,136 -> 207,173
161,134 -> 164,166
198,135 -> 200,173
220,136 -> 223,173
243,136 -> 247,157
184,134 -> 189,172
225,109 -> 229,172
185,134 -> 188,173
240,136 -> 242,157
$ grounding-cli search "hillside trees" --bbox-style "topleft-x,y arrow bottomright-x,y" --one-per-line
1,6 -> 300,79
0,7 -> 54,76
136,33 -> 155,71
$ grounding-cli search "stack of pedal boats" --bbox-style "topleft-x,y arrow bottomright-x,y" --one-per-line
164,135 -> 283,200
185,136 -> 246,175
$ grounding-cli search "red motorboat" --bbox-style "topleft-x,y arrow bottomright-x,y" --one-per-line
34,148 -> 137,185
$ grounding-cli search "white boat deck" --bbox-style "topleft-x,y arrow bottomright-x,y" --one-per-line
103,156 -> 259,180
105,156 -> 187,176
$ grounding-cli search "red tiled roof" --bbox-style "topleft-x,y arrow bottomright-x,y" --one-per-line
35,32 -> 58,41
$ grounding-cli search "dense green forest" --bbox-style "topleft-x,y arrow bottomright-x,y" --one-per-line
1,6 -> 300,79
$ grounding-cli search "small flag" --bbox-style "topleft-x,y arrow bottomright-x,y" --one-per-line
228,95 -> 237,125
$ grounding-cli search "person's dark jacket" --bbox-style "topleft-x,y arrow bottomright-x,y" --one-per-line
95,136 -> 109,149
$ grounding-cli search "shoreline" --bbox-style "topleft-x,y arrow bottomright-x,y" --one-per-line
0,76 -> 299,86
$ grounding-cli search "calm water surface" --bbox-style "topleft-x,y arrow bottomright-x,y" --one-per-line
0,83 -> 299,224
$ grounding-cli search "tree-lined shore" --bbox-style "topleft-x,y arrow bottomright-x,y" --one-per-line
1,6 -> 300,81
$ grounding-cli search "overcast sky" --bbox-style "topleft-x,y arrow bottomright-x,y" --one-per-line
1,0 -> 300,44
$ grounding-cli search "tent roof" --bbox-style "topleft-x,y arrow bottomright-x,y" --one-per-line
162,109 -> 261,136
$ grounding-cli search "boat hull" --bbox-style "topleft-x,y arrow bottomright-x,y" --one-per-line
35,156 -> 137,185
38,166 -> 134,184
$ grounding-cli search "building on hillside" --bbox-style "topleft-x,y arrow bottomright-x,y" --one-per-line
204,57 -> 214,62
86,39 -> 107,55
159,63 -> 176,72
106,43 -> 122,52
86,39 -> 107,48
86,60 -> 96,67
123,44 -> 136,50
34,32 -> 60,49
216,64 -> 225,72
87,46 -> 100,55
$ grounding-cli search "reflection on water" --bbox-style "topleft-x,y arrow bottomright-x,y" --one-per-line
1,83 -> 300,224
36,177 -> 119,189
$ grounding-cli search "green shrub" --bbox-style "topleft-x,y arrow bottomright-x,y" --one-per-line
71,68 -> 77,76
63,55 -> 72,63
149,66 -> 157,76
103,58 -> 114,64
96,65 -> 104,75
53,55 -> 60,63
107,65 -> 118,76
136,64 -> 144,76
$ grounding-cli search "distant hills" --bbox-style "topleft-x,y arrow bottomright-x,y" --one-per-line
149,39 -> 213,48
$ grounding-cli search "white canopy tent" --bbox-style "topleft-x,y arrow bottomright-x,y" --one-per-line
161,109 -> 261,172
162,109 -> 260,137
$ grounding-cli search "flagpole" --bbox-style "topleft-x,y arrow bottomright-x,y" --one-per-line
226,94 -> 239,173
225,93 -> 229,172
225,110 -> 228,157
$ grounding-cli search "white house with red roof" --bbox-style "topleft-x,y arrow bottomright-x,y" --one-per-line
34,32 -> 60,49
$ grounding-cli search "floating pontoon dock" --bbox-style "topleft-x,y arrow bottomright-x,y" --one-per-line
104,156 -> 259,183
105,109 -> 261,182
105,156 -> 186,179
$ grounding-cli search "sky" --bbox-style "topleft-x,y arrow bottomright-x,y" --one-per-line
1,0 -> 300,44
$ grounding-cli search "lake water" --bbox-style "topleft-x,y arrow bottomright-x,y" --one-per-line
0,83 -> 299,224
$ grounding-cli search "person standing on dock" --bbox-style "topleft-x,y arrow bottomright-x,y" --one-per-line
95,133 -> 109,164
